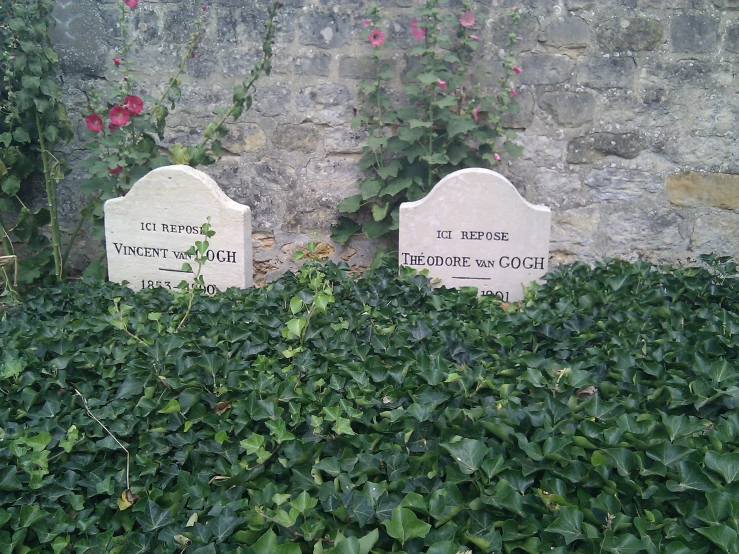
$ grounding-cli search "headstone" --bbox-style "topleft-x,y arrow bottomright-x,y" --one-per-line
399,168 -> 551,301
104,165 -> 252,292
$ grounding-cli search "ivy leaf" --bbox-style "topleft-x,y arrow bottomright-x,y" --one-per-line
208,508 -> 241,543
544,506 -> 585,545
705,452 -> 739,484
333,417 -> 356,436
382,506 -> 431,545
136,500 -> 175,532
696,524 -> 738,553
291,491 -> 318,514
440,439 -> 487,474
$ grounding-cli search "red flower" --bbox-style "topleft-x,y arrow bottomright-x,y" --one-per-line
124,0 -> 138,7
437,79 -> 447,90
123,95 -> 144,116
363,18 -> 371,28
494,153 -> 501,161
368,28 -> 385,47
411,18 -> 426,40
459,12 -> 475,28
109,105 -> 130,127
513,66 -> 522,75
113,57 -> 122,66
109,165 -> 123,174
471,35 -> 479,41
85,114 -> 103,133
472,103 -> 481,123
510,88 -> 518,97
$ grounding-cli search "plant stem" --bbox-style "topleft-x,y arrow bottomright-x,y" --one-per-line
61,193 -> 100,273
0,213 -> 15,258
36,111 -> 62,281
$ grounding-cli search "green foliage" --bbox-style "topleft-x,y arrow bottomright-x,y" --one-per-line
0,0 -> 72,284
3,255 -> 739,553
332,1 -> 521,244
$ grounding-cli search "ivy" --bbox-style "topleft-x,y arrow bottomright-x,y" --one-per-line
2,254 -> 739,553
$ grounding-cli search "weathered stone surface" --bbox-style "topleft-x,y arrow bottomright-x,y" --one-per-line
550,206 -> 601,258
324,128 -> 367,154
567,133 -> 647,163
533,169 -> 588,209
671,14 -> 719,52
273,124 -> 321,153
577,56 -> 635,88
104,166 -> 252,291
222,124 -> 267,154
501,90 -> 535,129
667,172 -> 739,210
538,91 -> 595,127
50,0 -> 109,75
566,0 -> 595,9
603,206 -> 688,257
518,53 -> 575,85
339,58 -> 396,80
585,168 -> 661,202
597,17 -> 664,52
296,85 -> 353,125
692,211 -> 739,256
399,169 -> 551,301
544,17 -> 590,48
299,13 -> 352,49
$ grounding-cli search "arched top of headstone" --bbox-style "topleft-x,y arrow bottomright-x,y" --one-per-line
401,168 -> 549,215
104,165 -> 252,291
399,168 -> 551,301
107,165 -> 248,215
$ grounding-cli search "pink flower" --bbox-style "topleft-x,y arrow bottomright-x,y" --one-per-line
494,153 -> 501,161
363,19 -> 371,28
472,103 -> 481,123
471,35 -> 479,41
459,12 -> 475,28
411,18 -> 426,40
437,79 -> 447,90
510,88 -> 518,97
109,166 -> 123,174
368,28 -> 385,47
124,0 -> 138,7
123,95 -> 144,116
202,5 -> 207,11
513,66 -> 522,75
113,57 -> 122,67
85,114 -> 103,133
109,105 -> 130,127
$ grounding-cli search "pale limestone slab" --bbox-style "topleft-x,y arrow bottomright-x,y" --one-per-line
399,168 -> 551,301
104,165 -> 252,292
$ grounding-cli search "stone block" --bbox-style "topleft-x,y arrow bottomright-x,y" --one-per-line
501,90 -> 535,129
597,17 -> 664,52
518,53 -> 575,85
296,84 -> 354,125
273,124 -> 321,153
254,85 -> 291,117
576,56 -> 635,88
544,17 -> 590,48
222,123 -> 267,154
324,128 -> 367,154
339,57 -> 396,80
666,171 -> 739,210
538,91 -> 595,127
567,132 -> 647,163
724,23 -> 739,52
692,211 -> 739,255
603,206 -> 687,256
584,168 -> 661,202
533,169 -> 589,209
566,0 -> 594,9
49,0 -> 109,75
671,13 -> 718,53
713,0 -> 739,8
299,13 -> 352,49
274,53 -> 331,76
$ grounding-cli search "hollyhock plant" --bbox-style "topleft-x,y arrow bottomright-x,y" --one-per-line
471,35 -> 479,41
513,66 -> 522,75
472,103 -> 482,123
363,18 -> 371,27
459,12 -> 475,27
124,0 -> 138,8
368,28 -> 385,47
410,18 -> 426,40
124,95 -> 144,115
108,165 -> 123,174
437,79 -> 447,90
109,105 -> 130,127
494,153 -> 501,161
113,57 -> 122,67
85,114 -> 103,133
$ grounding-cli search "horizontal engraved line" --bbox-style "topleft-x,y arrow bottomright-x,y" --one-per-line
159,268 -> 194,274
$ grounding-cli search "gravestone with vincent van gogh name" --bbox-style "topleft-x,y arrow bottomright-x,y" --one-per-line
104,165 -> 252,292
399,168 -> 551,301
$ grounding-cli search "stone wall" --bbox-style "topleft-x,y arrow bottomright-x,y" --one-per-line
49,0 -> 739,282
